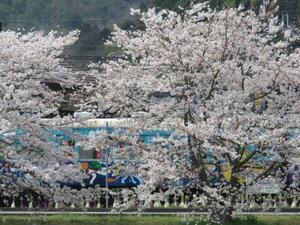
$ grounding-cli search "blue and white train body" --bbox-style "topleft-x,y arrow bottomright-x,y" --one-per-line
1,118 -> 299,192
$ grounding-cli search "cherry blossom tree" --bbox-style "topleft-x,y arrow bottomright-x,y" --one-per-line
0,30 -> 86,202
85,0 -> 300,222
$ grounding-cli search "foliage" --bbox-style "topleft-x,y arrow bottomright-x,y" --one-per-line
1,0 -> 298,68
0,30 -> 85,199
0,0 -> 152,30
154,0 -> 300,27
83,1 -> 300,224
0,0 -> 298,30
153,0 -> 192,10
0,0 -> 153,68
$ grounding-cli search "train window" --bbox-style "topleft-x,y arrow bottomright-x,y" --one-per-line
67,140 -> 75,146
79,149 -> 96,160
78,143 -> 127,160
62,140 -> 75,146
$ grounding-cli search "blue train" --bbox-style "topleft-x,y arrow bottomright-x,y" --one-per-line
1,118 -> 299,193
0,118 -> 171,189
53,118 -> 173,189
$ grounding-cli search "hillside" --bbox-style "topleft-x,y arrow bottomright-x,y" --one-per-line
0,0 -> 151,31
1,0 -> 298,31
0,0 -> 298,68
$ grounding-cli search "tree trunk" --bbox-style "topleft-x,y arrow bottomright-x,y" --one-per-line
221,206 -> 235,224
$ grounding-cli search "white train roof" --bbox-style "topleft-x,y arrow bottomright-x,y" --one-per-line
69,118 -> 131,128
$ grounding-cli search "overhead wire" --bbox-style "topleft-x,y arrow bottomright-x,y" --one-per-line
0,17 -> 137,24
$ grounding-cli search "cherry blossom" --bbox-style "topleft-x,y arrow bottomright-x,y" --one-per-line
85,0 -> 300,223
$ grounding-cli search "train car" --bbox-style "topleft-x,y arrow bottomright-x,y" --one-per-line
50,118 -> 143,189
1,117 -> 298,193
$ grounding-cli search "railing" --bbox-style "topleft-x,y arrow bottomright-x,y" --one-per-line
2,193 -> 300,210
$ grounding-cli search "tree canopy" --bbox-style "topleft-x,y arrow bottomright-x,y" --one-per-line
0,30 -> 84,199
1,0 -> 297,69
83,1 -> 300,223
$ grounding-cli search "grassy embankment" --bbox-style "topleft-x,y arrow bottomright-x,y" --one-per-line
0,215 -> 299,225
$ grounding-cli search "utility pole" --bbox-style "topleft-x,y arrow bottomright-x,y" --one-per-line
0,22 -> 2,32
281,11 -> 290,28
105,121 -> 109,208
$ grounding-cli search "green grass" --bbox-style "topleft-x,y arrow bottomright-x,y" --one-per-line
255,215 -> 300,225
0,215 -> 299,225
